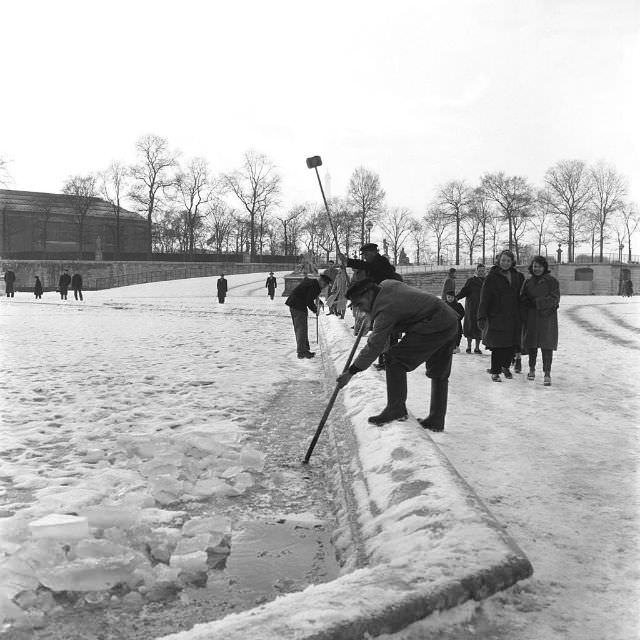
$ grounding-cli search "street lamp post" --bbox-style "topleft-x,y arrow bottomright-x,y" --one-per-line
556,244 -> 562,265
619,242 -> 624,264
366,220 -> 373,243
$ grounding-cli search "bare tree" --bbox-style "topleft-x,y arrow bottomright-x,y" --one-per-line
130,134 -> 178,260
100,161 -> 129,259
468,187 -> 493,264
487,216 -> 506,263
437,180 -> 471,265
378,206 -> 414,265
329,197 -> 359,257
423,205 -> 453,266
529,192 -> 554,257
205,199 -> 236,253
276,205 -> 306,256
223,150 -> 281,258
175,157 -> 214,258
480,172 -> 534,253
409,219 -> 428,265
460,213 -> 481,264
36,194 -> 56,258
62,174 -> 98,258
588,161 -> 627,262
0,156 -> 11,188
618,202 -> 640,261
347,167 -> 386,246
542,160 -> 592,262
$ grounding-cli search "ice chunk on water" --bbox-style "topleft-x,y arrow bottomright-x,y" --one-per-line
80,505 -> 140,529
0,594 -> 27,626
173,532 -> 226,556
146,527 -> 181,563
182,515 -> 232,537
233,472 -> 254,492
74,539 -> 133,559
140,458 -> 180,479
239,446 -> 265,472
169,550 -> 208,573
191,478 -> 240,498
29,514 -> 89,541
150,476 -> 184,506
219,465 -> 244,480
0,556 -> 39,599
37,554 -> 144,592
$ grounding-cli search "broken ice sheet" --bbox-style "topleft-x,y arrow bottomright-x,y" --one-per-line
29,514 -> 89,540
238,446 -> 265,472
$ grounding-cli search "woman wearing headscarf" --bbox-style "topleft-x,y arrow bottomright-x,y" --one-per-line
520,256 -> 560,387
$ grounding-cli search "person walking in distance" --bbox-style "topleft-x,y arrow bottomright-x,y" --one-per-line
285,273 -> 332,359
520,256 -> 560,387
58,269 -> 71,301
266,272 -> 277,300
4,268 -> 16,298
34,276 -> 43,299
217,274 -> 228,304
477,250 -> 525,382
71,272 -> 83,301
336,278 -> 459,431
455,263 -> 486,353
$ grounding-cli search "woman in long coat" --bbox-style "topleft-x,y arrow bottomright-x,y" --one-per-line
477,250 -> 525,382
520,256 -> 560,386
455,263 -> 486,353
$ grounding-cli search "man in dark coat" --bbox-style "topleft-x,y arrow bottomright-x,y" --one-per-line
4,269 -> 16,297
285,274 -> 331,359
339,243 -> 401,284
340,243 -> 402,370
58,269 -> 71,300
336,278 -> 459,431
265,272 -> 277,300
477,250 -> 525,381
455,263 -> 485,353
217,274 -> 228,304
34,276 -> 43,299
71,272 -> 83,301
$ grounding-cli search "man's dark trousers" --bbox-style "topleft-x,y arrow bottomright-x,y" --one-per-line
289,307 -> 311,355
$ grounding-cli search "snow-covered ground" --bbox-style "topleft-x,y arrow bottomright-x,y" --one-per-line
1,274 -> 638,639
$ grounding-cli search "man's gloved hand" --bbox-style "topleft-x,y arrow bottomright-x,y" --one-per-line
336,371 -> 354,389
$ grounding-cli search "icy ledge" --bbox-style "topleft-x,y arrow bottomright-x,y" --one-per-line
156,315 -> 533,640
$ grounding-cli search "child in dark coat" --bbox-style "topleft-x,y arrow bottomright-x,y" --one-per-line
445,291 -> 465,353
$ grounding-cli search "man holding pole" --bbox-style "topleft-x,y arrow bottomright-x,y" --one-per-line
285,273 -> 332,359
336,278 -> 458,430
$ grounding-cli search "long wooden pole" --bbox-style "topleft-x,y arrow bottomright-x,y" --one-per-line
303,320 -> 368,464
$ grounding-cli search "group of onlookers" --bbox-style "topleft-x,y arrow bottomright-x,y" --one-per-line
446,252 -> 560,386
2,269 -> 83,301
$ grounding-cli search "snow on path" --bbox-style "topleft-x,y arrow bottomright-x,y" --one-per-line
393,296 -> 640,640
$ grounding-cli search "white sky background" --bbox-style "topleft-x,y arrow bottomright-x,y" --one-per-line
1,0 -> 639,218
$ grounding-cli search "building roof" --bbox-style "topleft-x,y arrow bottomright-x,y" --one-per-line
0,189 -> 145,221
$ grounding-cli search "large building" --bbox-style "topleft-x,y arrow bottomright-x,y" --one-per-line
0,189 -> 147,260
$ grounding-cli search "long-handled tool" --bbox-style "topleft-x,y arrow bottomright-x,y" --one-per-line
306,155 -> 341,256
303,320 -> 368,464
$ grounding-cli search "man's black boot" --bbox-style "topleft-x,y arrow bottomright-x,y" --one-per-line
419,378 -> 449,432
368,362 -> 408,425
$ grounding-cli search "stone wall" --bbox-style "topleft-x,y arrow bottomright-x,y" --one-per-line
0,260 -> 296,291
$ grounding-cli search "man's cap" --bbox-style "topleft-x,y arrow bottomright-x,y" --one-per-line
346,278 -> 377,299
359,243 -> 378,253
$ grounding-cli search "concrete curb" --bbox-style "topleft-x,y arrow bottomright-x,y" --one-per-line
156,316 -> 533,640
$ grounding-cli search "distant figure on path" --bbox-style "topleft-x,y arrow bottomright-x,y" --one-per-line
444,291 -> 465,353
266,272 -> 277,300
71,272 -> 83,301
58,269 -> 71,300
520,256 -> 560,387
441,268 -> 456,299
456,264 -> 486,353
4,269 -> 16,298
326,265 -> 350,318
285,274 -> 331,359
34,276 -> 43,299
217,274 -> 228,304
622,279 -> 634,298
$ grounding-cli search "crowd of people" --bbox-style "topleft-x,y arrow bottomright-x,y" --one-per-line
286,244 -> 565,433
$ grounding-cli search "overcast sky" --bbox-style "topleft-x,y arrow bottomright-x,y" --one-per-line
1,0 -> 638,215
